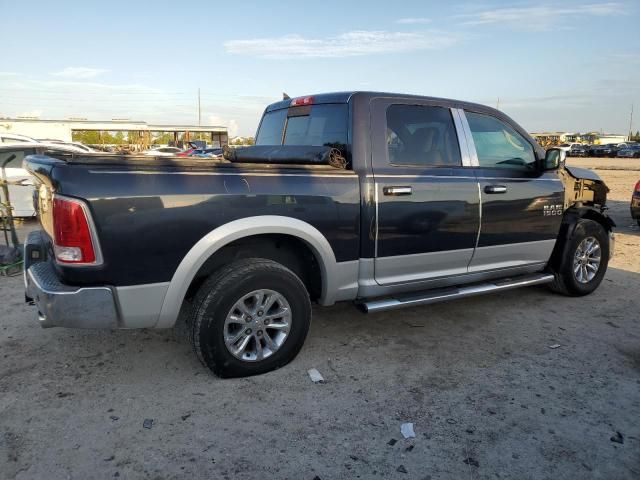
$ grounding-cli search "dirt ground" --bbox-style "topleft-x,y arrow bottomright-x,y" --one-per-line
1,158 -> 639,480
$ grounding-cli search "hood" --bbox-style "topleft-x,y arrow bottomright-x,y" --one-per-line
564,165 -> 603,182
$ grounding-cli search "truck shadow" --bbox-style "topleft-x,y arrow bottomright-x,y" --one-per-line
605,199 -> 639,236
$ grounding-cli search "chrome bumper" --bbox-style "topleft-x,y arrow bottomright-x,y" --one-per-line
25,261 -> 119,329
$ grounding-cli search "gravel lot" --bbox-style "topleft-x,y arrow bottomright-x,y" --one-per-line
1,158 -> 639,479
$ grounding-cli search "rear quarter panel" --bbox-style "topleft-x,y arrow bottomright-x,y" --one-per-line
48,163 -> 361,286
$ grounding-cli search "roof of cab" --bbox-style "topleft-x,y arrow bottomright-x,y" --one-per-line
264,91 -> 492,113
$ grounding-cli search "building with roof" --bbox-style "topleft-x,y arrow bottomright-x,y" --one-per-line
0,118 -> 228,148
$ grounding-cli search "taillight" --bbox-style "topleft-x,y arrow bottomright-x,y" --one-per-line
52,196 -> 97,264
290,96 -> 314,107
635,180 -> 640,193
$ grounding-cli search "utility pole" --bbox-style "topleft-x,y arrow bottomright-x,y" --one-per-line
198,88 -> 201,126
496,97 -> 500,110
629,103 -> 634,141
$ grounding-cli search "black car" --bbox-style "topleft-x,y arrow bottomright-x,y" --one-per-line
568,145 -> 589,157
632,179 -> 640,226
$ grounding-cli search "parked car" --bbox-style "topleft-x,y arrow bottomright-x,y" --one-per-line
632,179 -> 640,226
568,144 -> 589,157
594,144 -> 619,157
0,133 -> 39,144
617,145 -> 640,158
24,92 -> 614,378
143,146 -> 183,156
37,139 -> 97,152
555,143 -> 582,153
190,148 -> 224,158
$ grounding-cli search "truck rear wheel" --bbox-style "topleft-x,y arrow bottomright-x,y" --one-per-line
190,258 -> 311,378
550,219 -> 609,296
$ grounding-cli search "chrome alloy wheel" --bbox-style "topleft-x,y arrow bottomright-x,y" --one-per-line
573,236 -> 601,284
223,289 -> 292,362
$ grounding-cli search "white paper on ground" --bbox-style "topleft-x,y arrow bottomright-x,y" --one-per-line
401,422 -> 415,438
308,368 -> 325,383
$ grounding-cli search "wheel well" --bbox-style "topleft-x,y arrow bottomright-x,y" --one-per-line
548,207 -> 613,271
184,234 -> 323,303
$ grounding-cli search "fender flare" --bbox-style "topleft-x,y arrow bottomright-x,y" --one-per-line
155,215 -> 339,328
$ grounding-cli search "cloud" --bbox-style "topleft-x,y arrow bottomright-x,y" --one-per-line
209,116 -> 239,137
19,109 -> 43,118
461,2 -> 622,30
51,67 -> 109,79
224,30 -> 457,59
0,72 -> 19,77
396,17 -> 432,24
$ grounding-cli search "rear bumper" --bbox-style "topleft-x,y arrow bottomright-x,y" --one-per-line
24,229 -> 169,329
25,261 -> 119,329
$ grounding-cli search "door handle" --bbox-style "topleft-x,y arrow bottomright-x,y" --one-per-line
383,186 -> 412,196
484,185 -> 507,194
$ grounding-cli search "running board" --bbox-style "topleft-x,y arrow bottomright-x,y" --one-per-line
359,273 -> 555,314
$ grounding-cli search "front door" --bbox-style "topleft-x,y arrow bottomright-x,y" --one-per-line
371,99 -> 480,285
461,110 -> 565,272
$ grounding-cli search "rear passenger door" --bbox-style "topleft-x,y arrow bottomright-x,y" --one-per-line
461,110 -> 564,272
371,99 -> 480,285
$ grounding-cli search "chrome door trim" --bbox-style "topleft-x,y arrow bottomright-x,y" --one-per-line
451,108 -> 472,167
374,249 -> 475,286
468,239 -> 556,272
458,109 -> 480,167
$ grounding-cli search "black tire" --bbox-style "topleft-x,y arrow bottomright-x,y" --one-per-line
190,258 -> 311,378
550,219 -> 609,296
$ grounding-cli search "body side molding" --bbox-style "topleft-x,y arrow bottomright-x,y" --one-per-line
155,215 -> 359,328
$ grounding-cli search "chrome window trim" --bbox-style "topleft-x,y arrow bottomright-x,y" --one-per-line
457,109 -> 479,167
451,108 -> 473,167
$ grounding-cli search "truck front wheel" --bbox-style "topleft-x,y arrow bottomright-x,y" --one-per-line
190,258 -> 312,378
550,219 -> 609,296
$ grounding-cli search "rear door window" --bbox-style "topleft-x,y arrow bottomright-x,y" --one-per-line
385,104 -> 461,167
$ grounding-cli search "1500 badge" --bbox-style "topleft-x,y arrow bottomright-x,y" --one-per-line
543,204 -> 563,216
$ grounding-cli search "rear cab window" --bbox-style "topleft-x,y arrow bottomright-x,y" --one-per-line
255,103 -> 349,154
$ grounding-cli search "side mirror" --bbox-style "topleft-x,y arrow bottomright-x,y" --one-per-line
544,148 -> 565,170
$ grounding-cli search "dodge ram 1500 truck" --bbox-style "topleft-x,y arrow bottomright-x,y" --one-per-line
24,92 -> 614,377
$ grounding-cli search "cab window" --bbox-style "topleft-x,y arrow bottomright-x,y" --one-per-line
385,105 -> 461,167
465,111 -> 536,171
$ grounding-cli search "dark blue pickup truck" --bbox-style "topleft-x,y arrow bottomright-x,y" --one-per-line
24,92 -> 614,377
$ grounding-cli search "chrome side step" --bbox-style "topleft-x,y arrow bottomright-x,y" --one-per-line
359,273 -> 555,314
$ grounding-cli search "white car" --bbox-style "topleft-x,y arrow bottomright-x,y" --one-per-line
142,146 -> 183,156
0,133 -> 39,145
555,143 -> 583,153
0,144 -> 38,217
37,139 -> 97,152
0,142 -> 94,217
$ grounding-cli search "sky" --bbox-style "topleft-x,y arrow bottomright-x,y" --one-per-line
1,0 -> 638,137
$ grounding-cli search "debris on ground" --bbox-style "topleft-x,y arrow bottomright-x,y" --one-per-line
109,416 -> 119,421
307,368 -> 325,383
401,423 -> 415,439
143,419 -> 153,429
405,445 -> 414,452
606,321 -> 620,328
403,321 -> 425,328
548,344 -> 562,349
181,413 -> 191,421
387,438 -> 397,446
464,457 -> 479,467
610,431 -> 624,444
396,464 -> 408,474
